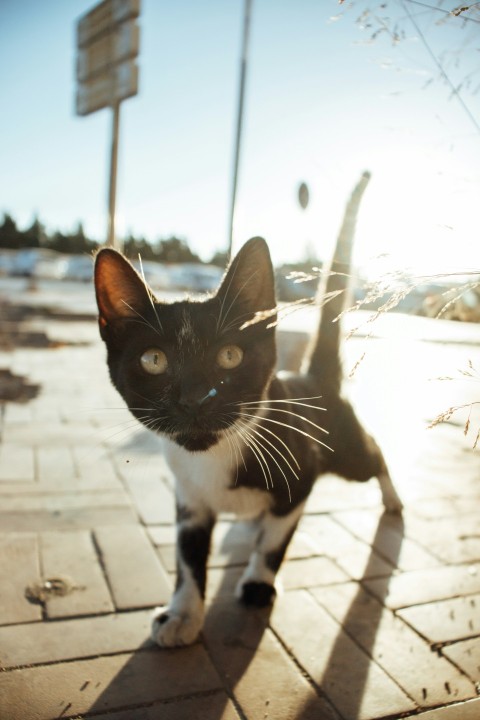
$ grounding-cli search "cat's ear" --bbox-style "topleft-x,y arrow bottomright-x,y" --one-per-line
94,248 -> 153,326
216,237 -> 276,318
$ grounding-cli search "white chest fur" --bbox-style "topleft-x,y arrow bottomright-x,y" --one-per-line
162,434 -> 272,519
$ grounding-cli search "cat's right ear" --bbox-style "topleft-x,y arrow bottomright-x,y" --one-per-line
94,249 -> 152,327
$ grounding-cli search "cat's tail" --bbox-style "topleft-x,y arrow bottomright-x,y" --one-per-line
303,171 -> 371,391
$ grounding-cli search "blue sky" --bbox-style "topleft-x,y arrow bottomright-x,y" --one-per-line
1,0 -> 479,273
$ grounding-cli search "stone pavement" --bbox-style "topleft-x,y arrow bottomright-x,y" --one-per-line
0,282 -> 480,720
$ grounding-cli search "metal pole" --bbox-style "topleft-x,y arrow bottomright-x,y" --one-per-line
227,0 -> 253,260
107,101 -> 121,249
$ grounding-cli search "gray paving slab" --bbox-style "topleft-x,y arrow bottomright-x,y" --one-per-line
204,599 -> 340,720
94,524 -> 172,609
0,533 -> 42,625
278,555 -> 349,589
270,590 -> 417,720
40,529 -> 114,618
442,638 -> 480,682
87,692 -> 242,720
0,646 -> 222,720
365,563 -> 480,609
311,582 -> 477,708
0,609 -> 153,668
0,443 -> 35,481
413,698 -> 480,720
398,594 -> 480,645
0,505 -> 137,531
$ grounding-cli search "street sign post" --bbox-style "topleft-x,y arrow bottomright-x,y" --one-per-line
75,0 -> 140,248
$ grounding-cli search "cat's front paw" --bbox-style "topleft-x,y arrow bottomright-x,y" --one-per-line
151,606 -> 203,647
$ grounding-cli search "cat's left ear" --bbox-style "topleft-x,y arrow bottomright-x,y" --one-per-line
216,237 -> 276,319
94,248 -> 153,326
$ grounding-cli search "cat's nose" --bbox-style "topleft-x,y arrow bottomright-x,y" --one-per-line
178,385 -> 215,414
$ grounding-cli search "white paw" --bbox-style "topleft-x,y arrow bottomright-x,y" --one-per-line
151,606 -> 203,648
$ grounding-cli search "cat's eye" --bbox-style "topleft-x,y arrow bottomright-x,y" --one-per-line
216,345 -> 244,370
140,349 -> 168,375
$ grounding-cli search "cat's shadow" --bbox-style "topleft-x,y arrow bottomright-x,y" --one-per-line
85,512 -> 403,719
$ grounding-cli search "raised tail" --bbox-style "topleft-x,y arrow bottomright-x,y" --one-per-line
303,171 -> 371,390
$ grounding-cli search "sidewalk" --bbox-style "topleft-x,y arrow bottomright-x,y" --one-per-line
0,282 -> 480,720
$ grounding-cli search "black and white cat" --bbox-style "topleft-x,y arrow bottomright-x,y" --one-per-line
94,171 -> 402,647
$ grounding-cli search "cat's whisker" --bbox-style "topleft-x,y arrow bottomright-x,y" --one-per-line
237,419 -> 300,483
237,420 -> 295,502
231,411 -> 300,471
216,258 -> 242,334
236,397 -> 327,412
137,254 -> 164,333
234,422 -> 272,492
222,420 -> 248,474
131,390 -> 164,411
240,412 -> 333,452
237,421 -> 275,490
217,270 -> 261,335
98,417 -> 153,448
240,405 -> 329,437
121,300 -> 163,337
238,420 -> 295,500
91,406 -> 159,413
219,424 -> 241,485
219,309 -> 264,336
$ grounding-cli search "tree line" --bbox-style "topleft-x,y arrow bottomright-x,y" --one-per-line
0,213 -> 229,267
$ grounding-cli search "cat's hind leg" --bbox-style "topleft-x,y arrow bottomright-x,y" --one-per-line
236,502 -> 305,607
152,508 -> 214,647
376,453 -> 403,513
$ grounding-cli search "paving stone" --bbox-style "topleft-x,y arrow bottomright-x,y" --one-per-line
89,692 -> 241,720
270,590 -> 416,720
413,496 -> 480,520
412,698 -> 480,720
3,403 -> 33,423
406,514 -> 480,565
0,505 -> 137,531
2,422 -> 98,446
0,533 -> 42,625
300,515 -> 395,579
279,556 -> 349,589
206,566 -> 244,601
40,530 -> 114,618
0,443 -> 35,482
0,609 -> 154,668
311,582 -> 476,708
36,446 -> 76,482
398,594 -> 480,645
119,471 -> 175,525
0,489 -> 129,512
333,509 -> 441,571
0,646 -> 222,720
72,444 -> 123,487
304,474 -> 382,513
442,638 -> 480,682
147,525 -> 176,546
365,563 -> 480,609
204,599 -> 340,720
94,525 -> 172,609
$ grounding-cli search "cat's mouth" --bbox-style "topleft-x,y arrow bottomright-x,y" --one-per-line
173,430 -> 220,452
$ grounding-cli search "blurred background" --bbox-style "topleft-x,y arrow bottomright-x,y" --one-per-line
0,0 -> 479,312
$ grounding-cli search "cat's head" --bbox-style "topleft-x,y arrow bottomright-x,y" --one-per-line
94,237 -> 277,452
